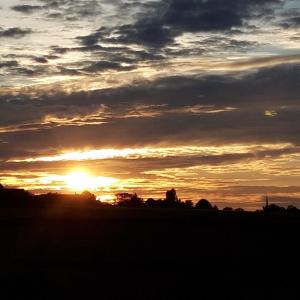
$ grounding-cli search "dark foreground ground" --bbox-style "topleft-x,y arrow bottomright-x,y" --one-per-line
0,207 -> 299,299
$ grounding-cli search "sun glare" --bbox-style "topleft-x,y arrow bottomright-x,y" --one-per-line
65,171 -> 117,192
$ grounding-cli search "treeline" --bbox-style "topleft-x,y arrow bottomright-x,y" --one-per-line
0,184 -> 299,212
115,189 -> 300,213
116,190 -> 219,210
0,184 -> 98,208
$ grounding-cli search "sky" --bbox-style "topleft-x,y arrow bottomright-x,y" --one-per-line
0,0 -> 300,209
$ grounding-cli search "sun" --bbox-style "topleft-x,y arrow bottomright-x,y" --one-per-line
65,171 -> 117,192
66,172 -> 92,191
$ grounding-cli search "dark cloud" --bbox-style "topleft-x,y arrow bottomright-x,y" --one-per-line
77,27 -> 110,47
82,60 -> 134,73
51,43 -> 165,67
0,63 -> 299,159
163,36 -> 262,58
0,27 -> 33,38
9,66 -> 47,77
78,0 -> 282,48
46,43 -> 165,78
199,37 -> 262,51
114,22 -> 176,48
280,15 -> 300,28
3,53 -> 58,62
0,57 -> 133,78
0,61 -> 19,68
35,0 -> 102,20
56,66 -> 82,76
161,0 -> 268,32
11,5 -> 43,14
45,54 -> 60,60
32,57 -> 48,64
50,46 -> 71,55
47,12 -> 63,19
9,0 -> 103,20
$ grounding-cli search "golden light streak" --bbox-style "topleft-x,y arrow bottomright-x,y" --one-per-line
10,143 -> 293,163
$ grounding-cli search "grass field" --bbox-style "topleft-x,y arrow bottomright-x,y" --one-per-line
0,206 -> 299,299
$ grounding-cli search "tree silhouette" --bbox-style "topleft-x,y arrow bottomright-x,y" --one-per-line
195,199 -> 213,210
184,200 -> 194,208
117,193 -> 144,207
166,188 -> 178,202
287,205 -> 299,213
145,198 -> 158,207
264,204 -> 285,212
130,193 -> 144,206
223,207 -> 233,212
235,208 -> 244,212
81,191 -> 97,202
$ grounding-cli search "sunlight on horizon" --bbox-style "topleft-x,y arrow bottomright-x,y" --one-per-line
65,171 -> 118,192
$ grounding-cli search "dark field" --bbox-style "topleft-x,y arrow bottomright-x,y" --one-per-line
0,207 -> 299,299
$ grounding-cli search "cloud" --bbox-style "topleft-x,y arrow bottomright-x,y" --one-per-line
257,195 -> 300,207
77,27 -> 112,47
9,0 -> 103,21
227,54 -> 300,69
232,186 -> 300,195
0,63 -> 299,159
77,0 -> 283,48
279,9 -> 300,28
115,22 -> 176,48
32,57 -> 48,64
280,16 -> 300,28
82,60 -> 135,73
11,5 -> 43,14
34,0 -> 102,20
0,142 -> 297,173
2,54 -> 52,63
0,27 -> 33,38
8,144 -> 299,168
0,61 -> 19,68
161,0 -> 275,32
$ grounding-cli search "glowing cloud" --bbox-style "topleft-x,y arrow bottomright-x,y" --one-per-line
265,110 -> 278,117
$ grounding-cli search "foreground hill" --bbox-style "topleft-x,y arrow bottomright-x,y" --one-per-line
0,207 -> 299,299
